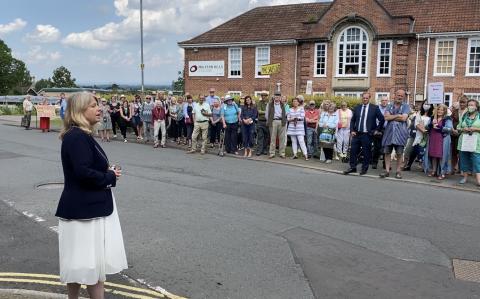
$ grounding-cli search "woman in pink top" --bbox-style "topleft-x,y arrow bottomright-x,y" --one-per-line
336,101 -> 352,159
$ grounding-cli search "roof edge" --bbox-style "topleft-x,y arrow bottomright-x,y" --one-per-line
178,39 -> 297,48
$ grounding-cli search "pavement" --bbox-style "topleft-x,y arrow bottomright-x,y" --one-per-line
1,117 -> 480,298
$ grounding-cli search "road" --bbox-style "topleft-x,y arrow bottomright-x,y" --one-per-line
0,123 -> 479,299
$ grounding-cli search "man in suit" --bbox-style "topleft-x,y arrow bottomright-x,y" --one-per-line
344,92 -> 385,175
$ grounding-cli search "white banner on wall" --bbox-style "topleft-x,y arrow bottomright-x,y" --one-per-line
188,61 -> 224,77
427,82 -> 444,105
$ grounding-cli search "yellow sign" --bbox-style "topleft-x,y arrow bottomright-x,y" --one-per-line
35,105 -> 56,118
260,63 -> 280,75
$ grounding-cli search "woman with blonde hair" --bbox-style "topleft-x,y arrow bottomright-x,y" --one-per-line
426,104 -> 453,179
56,92 -> 127,299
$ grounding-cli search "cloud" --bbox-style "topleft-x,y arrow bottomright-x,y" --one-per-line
0,18 -> 27,36
62,31 -> 109,49
25,24 -> 60,43
89,49 -> 135,66
16,46 -> 62,64
61,0 -> 319,50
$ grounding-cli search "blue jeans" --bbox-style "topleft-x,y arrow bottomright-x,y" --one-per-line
306,127 -> 318,156
242,124 -> 255,149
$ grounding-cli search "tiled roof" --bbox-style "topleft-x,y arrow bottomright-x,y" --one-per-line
380,0 -> 480,33
179,0 -> 480,46
178,3 -> 331,45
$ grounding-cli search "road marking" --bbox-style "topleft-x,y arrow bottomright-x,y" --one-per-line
0,273 -> 187,299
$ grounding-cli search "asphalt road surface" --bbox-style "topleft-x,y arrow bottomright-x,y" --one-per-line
0,123 -> 480,299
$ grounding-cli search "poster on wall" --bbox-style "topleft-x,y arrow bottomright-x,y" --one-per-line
188,61 -> 224,77
306,80 -> 313,95
427,82 -> 444,105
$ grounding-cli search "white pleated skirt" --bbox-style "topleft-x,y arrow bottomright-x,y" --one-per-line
58,193 -> 128,285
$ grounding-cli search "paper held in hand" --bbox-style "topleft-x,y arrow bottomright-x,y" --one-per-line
460,133 -> 478,152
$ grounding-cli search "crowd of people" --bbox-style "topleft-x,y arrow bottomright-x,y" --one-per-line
23,88 -> 480,187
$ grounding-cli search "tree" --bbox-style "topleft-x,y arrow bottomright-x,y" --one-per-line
0,39 -> 32,95
51,66 -> 77,88
111,83 -> 119,91
172,71 -> 184,94
35,78 -> 52,91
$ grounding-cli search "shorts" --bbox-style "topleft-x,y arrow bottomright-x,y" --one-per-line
459,151 -> 480,173
132,115 -> 142,126
383,144 -> 404,155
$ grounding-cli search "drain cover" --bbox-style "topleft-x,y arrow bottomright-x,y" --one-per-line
453,259 -> 480,283
36,183 -> 64,190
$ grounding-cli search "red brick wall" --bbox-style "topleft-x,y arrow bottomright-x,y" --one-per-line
184,45 -> 297,97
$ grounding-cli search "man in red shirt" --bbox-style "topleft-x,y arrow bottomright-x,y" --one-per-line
305,100 -> 320,158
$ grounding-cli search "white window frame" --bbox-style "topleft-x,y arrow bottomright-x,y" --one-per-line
228,91 -> 242,97
444,92 -> 453,107
376,40 -> 392,77
255,46 -> 270,79
334,91 -> 363,98
375,92 -> 390,105
228,48 -> 242,79
464,93 -> 480,102
313,91 -> 326,96
433,38 -> 456,77
314,43 -> 327,77
254,91 -> 269,97
336,26 -> 369,77
466,37 -> 480,76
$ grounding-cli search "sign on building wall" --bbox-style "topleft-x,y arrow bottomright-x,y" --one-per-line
260,63 -> 280,75
188,61 -> 224,77
427,82 -> 444,105
306,80 -> 313,95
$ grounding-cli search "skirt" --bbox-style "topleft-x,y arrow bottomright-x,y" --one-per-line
58,193 -> 128,285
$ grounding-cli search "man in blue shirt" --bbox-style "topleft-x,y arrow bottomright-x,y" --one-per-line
58,93 -> 67,120
206,88 -> 220,107
380,89 -> 411,179
221,95 -> 241,154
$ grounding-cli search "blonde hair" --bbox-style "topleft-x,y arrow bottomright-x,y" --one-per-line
433,104 -> 448,119
59,92 -> 97,140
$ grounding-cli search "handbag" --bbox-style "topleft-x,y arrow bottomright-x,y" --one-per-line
319,127 -> 336,144
460,133 -> 478,152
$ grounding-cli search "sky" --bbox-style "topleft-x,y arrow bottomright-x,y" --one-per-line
0,0 -> 321,86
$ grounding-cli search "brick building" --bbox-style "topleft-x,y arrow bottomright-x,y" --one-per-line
178,0 -> 480,105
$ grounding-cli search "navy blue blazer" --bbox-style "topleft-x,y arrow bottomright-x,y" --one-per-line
350,103 -> 385,134
55,127 -> 116,220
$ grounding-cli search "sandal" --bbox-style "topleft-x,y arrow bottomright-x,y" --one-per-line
437,174 -> 446,180
379,171 -> 390,178
427,172 -> 435,177
395,172 -> 402,179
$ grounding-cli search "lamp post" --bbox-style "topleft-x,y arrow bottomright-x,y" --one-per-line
140,0 -> 145,97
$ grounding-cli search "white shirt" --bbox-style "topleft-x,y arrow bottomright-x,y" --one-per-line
359,104 -> 369,133
23,99 -> 33,112
192,102 -> 211,122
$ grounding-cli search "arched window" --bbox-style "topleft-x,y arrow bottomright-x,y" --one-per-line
337,26 -> 369,76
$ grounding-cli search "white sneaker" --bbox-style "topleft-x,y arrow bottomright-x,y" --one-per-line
124,139 -> 128,143
113,135 -> 117,138
325,159 -> 332,164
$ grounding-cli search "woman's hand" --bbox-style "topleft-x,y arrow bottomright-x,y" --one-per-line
113,168 -> 122,180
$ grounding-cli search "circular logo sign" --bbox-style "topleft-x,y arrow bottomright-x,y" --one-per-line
190,65 -> 198,73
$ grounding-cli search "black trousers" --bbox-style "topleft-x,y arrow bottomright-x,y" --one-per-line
119,119 -> 138,139
225,123 -> 238,153
256,121 -> 269,154
111,113 -> 120,135
323,148 -> 333,160
371,133 -> 383,166
169,119 -> 178,139
209,122 -> 222,144
350,133 -> 372,171
177,119 -> 187,138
